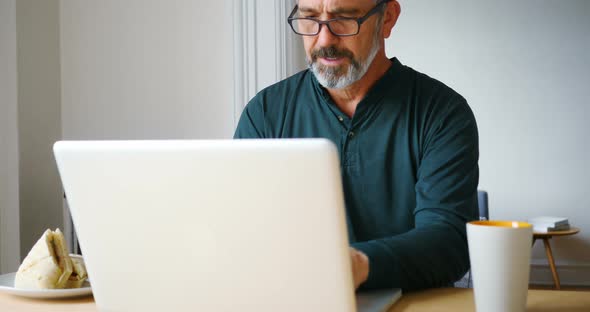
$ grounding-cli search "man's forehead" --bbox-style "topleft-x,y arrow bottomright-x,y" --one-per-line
298,0 -> 374,14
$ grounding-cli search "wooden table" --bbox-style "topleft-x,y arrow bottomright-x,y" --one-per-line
0,294 -> 96,312
1,288 -> 589,311
533,227 -> 580,290
389,288 -> 590,311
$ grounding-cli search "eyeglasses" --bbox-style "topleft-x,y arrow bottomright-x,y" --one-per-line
287,0 -> 391,37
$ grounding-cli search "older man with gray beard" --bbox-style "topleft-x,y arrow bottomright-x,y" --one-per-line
234,0 -> 479,291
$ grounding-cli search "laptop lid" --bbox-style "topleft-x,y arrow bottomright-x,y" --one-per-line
53,139 -> 400,312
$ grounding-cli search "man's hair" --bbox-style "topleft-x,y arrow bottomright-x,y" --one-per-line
294,0 -> 387,25
297,0 -> 386,7
374,1 -> 387,29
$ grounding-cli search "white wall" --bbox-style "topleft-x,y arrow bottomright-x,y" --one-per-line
387,0 -> 590,285
0,0 -> 21,273
60,0 -> 235,140
16,0 -> 64,262
3,0 -> 292,271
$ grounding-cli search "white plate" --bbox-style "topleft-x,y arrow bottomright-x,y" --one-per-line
0,272 -> 92,299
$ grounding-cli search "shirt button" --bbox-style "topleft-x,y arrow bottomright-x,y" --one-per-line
348,131 -> 355,138
338,116 -> 344,122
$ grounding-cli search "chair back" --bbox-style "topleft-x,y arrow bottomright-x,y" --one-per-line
454,190 -> 490,288
477,190 -> 489,220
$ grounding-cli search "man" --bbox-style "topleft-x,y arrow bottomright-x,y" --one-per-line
234,0 -> 479,291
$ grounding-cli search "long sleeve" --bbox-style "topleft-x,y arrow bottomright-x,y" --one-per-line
353,97 -> 479,291
234,96 -> 265,139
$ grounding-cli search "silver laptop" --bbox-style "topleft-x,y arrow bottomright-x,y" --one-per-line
53,139 -> 401,312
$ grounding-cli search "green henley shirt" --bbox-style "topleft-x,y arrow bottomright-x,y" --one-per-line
234,57 -> 479,291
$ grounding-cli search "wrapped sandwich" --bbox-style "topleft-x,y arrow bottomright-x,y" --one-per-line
14,228 -> 87,290
65,255 -> 88,289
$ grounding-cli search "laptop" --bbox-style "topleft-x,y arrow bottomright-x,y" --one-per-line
53,139 -> 401,312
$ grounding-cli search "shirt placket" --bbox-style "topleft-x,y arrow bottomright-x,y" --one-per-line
336,114 -> 357,170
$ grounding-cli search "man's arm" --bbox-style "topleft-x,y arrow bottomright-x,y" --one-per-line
234,96 -> 265,139
353,98 -> 479,291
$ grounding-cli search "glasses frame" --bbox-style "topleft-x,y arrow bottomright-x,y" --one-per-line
287,0 -> 391,37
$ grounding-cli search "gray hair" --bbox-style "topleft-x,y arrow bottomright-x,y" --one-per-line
294,0 -> 387,27
297,0 -> 384,5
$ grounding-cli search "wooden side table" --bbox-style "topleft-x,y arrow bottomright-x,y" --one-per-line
532,227 -> 580,290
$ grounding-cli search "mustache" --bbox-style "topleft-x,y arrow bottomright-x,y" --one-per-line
311,46 -> 353,62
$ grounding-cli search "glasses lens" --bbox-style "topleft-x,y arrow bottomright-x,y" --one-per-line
292,19 -> 319,35
328,19 -> 358,36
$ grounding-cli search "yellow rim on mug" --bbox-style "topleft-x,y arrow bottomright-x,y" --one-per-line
468,220 -> 532,228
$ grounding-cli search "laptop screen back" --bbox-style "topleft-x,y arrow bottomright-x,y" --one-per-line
54,139 -> 357,312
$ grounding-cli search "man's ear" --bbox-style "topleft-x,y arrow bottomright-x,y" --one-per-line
382,1 -> 401,39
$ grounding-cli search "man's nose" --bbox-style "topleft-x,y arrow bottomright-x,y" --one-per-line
316,23 -> 340,47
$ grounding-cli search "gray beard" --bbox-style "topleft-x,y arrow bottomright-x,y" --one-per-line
308,34 -> 381,89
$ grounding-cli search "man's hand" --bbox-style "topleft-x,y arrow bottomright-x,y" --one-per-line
350,247 -> 369,289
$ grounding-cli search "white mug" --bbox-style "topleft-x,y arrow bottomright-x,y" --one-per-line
467,220 -> 533,312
